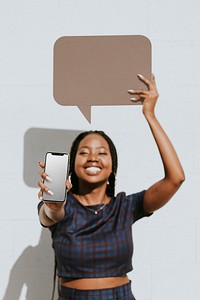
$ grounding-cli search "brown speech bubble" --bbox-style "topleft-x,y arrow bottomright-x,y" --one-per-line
53,35 -> 151,123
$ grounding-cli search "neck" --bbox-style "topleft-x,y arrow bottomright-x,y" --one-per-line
75,185 -> 108,206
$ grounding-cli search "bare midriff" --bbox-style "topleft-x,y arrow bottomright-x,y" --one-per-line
61,276 -> 130,290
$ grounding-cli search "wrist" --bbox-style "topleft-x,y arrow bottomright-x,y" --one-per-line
143,111 -> 156,120
43,202 -> 65,222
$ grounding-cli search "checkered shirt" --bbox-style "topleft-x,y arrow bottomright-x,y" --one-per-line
39,190 -> 152,278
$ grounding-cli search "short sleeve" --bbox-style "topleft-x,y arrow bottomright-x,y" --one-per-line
128,190 -> 153,223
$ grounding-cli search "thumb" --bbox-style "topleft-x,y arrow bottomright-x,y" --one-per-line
66,176 -> 72,191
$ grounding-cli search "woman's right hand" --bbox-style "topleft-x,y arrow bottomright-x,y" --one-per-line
37,162 -> 68,225
37,161 -> 72,211
37,161 -> 65,213
37,161 -> 54,200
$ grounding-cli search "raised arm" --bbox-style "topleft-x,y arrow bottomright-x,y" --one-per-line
128,74 -> 185,213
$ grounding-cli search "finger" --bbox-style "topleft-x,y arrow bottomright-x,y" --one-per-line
128,89 -> 149,95
137,74 -> 152,89
39,170 -> 46,177
38,161 -> 45,168
130,97 -> 143,103
129,91 -> 148,102
66,179 -> 72,191
151,73 -> 156,87
38,190 -> 43,200
38,180 -> 47,190
39,171 -> 52,182
38,181 -> 54,195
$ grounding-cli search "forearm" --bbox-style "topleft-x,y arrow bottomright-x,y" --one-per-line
143,112 -> 185,212
39,203 -> 65,227
129,74 -> 185,213
144,111 -> 185,185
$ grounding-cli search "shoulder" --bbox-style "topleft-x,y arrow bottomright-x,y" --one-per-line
114,190 -> 146,210
115,190 -> 146,201
113,190 -> 150,223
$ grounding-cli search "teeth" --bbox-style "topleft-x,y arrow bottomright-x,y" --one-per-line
86,167 -> 101,174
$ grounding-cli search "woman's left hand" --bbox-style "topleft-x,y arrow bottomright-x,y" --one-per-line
128,73 -> 159,117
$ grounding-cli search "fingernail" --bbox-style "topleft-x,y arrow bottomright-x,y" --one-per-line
48,190 -> 54,196
137,74 -> 143,78
39,196 -> 43,200
46,176 -> 52,182
127,89 -> 134,93
130,98 -> 137,101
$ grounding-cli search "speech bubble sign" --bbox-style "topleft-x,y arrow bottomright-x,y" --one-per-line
53,35 -> 151,123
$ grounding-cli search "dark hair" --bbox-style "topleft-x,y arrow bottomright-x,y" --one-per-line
69,131 -> 118,197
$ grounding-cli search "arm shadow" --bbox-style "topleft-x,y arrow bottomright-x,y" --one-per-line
3,128 -> 83,299
3,228 -> 57,300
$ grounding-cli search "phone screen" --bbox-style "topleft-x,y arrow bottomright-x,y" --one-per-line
43,152 -> 69,202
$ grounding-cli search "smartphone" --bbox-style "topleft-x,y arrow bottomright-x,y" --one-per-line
42,152 -> 70,202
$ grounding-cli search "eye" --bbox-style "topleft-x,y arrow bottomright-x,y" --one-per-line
79,151 -> 89,155
99,152 -> 107,155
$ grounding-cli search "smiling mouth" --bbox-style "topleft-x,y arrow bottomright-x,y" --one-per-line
85,167 -> 101,174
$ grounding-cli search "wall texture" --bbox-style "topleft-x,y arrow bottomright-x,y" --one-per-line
0,1 -> 199,299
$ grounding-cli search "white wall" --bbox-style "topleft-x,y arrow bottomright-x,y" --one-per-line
0,0 -> 199,299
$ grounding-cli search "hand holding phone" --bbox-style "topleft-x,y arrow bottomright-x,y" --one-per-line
42,152 -> 70,202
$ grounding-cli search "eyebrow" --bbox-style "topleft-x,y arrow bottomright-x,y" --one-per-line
78,146 -> 109,151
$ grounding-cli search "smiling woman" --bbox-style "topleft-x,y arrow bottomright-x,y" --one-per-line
69,131 -> 118,200
37,74 -> 185,300
73,133 -> 113,201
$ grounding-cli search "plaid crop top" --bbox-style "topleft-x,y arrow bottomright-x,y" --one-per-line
38,190 -> 152,278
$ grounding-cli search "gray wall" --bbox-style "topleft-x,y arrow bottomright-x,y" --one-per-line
0,0 -> 199,299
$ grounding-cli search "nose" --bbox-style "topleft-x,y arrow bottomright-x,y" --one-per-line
87,153 -> 99,162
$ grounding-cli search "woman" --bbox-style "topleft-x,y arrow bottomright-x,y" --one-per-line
38,74 -> 185,300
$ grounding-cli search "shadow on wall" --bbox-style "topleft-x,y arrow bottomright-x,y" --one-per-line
23,127 -> 83,187
3,229 -> 58,299
3,128 -> 83,299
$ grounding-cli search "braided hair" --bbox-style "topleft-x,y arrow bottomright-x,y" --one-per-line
69,131 -> 118,197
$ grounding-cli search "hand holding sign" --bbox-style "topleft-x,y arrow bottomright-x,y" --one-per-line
53,35 -> 151,123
